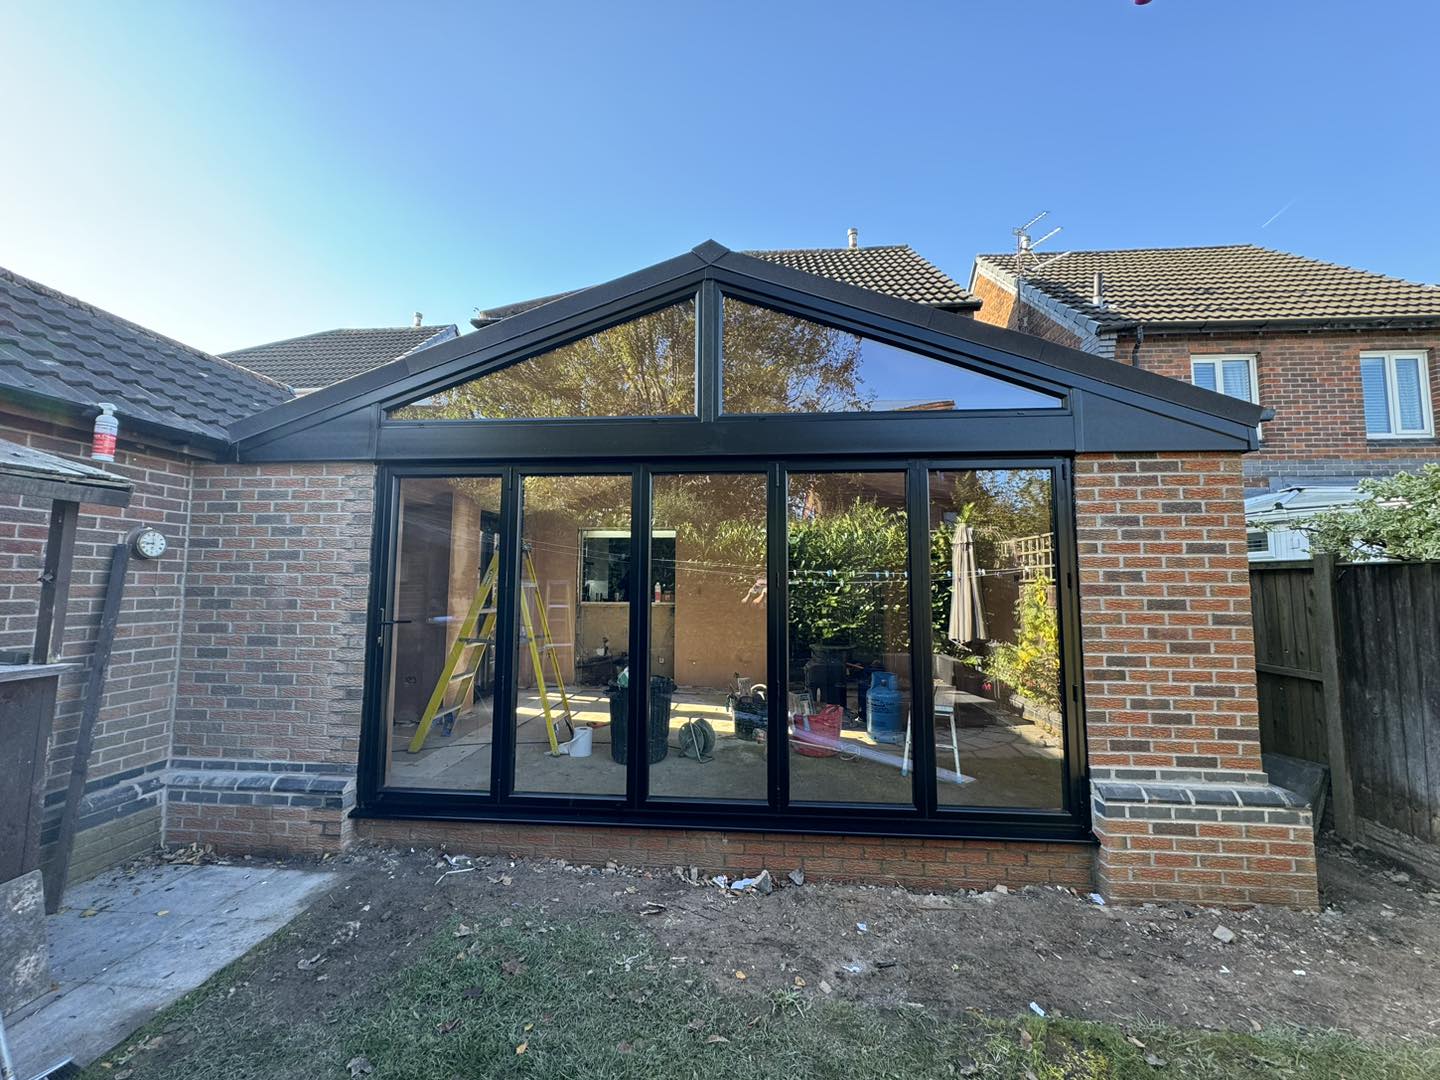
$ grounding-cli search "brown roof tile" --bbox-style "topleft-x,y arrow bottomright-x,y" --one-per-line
976,244 -> 1440,330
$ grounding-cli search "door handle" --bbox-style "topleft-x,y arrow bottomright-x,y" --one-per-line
375,611 -> 413,645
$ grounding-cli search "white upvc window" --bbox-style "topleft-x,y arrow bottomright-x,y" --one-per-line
1191,354 -> 1259,404
1359,350 -> 1433,438
1192,354 -> 1260,438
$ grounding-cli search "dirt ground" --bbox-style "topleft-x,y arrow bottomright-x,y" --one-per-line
86,832 -> 1434,1062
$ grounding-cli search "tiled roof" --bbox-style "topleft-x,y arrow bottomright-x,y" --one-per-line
221,324 -> 459,390
746,245 -> 979,309
0,265 -> 291,444
472,243 -> 978,326
975,244 -> 1440,331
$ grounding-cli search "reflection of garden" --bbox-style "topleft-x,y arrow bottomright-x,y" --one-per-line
386,468 -> 1064,809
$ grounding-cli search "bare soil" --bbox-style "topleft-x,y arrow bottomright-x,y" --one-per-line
120,833 -> 1438,1052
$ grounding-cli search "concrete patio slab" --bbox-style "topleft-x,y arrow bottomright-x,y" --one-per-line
4,862 -> 334,1076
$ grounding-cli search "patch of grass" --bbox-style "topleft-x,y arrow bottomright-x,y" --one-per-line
87,911 -> 1440,1080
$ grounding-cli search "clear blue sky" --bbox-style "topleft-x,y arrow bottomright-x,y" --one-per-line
2,1 -> 1437,355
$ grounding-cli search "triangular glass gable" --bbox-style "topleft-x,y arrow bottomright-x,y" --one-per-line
390,299 -> 697,420
720,298 -> 1061,414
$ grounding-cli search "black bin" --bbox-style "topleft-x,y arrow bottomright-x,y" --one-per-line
608,676 -> 675,765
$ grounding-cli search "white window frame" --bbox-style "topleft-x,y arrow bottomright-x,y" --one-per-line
1359,350 -> 1433,440
1191,354 -> 1260,439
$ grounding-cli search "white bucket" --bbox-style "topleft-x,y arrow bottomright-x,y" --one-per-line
567,726 -> 593,758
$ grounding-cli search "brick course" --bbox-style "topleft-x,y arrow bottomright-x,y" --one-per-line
355,819 -> 1094,892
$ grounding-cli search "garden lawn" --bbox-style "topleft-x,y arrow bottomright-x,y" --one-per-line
85,907 -> 1439,1080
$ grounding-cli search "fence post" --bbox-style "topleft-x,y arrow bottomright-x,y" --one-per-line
1312,552 -> 1357,840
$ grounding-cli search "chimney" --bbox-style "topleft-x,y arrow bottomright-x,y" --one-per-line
847,227 -> 858,250
413,312 -> 423,328
1092,272 -> 1106,309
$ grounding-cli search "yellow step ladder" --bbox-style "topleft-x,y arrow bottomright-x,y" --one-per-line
406,547 -> 574,754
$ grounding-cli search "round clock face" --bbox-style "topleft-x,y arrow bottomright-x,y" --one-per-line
133,528 -> 167,560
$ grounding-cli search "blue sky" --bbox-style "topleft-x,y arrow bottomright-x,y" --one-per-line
1,1 -> 1437,355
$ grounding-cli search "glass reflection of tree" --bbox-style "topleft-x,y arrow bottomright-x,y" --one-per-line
722,303 -> 867,414
394,304 -> 697,420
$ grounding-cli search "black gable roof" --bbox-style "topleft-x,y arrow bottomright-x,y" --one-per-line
471,244 -> 979,327
230,240 -> 1266,463
0,265 -> 291,446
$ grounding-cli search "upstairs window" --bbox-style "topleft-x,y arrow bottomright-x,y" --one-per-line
1191,354 -> 1258,404
390,300 -> 697,420
1360,351 -> 1432,438
720,298 -> 1061,415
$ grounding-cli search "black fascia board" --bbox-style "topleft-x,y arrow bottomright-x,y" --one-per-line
228,240 -> 1266,462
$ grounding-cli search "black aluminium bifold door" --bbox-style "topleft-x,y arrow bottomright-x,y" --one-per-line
363,457 -> 1087,841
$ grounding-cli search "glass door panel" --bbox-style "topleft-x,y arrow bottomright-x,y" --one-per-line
648,473 -> 769,802
384,475 -> 502,791
786,470 -> 912,805
513,474 -> 630,797
928,469 -> 1064,809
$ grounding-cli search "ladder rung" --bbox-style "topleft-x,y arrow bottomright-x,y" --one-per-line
448,671 -> 477,682
540,642 -> 572,650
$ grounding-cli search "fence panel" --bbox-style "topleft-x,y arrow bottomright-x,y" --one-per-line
1335,562 -> 1440,847
1250,562 -> 1329,765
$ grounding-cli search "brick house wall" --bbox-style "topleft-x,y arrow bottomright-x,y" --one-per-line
1075,451 -> 1317,907
0,411 -> 193,878
968,269 -> 1089,351
166,462 -> 375,854
972,281 -> 1440,492
1114,330 -> 1440,490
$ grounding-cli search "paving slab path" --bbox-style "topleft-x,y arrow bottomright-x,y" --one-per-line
5,861 -> 335,1076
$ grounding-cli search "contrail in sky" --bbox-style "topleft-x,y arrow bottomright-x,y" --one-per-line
1261,197 -> 1298,229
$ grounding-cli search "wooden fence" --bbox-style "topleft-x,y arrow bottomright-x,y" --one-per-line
1250,555 -> 1440,869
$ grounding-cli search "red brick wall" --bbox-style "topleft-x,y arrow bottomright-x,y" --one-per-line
1075,451 -> 1262,777
173,463 -> 376,768
970,271 -> 1087,350
1113,330 -> 1440,488
0,413 -> 190,792
356,819 -> 1094,892
1075,451 -> 1318,907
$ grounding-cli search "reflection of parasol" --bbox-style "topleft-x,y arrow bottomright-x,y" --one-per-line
947,523 -> 986,644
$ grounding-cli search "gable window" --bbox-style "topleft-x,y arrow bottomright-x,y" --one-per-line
1191,354 -> 1258,404
389,300 -> 697,420
1360,351 -> 1432,438
720,298 -> 1061,414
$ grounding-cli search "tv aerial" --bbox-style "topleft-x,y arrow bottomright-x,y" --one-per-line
1012,211 -> 1071,279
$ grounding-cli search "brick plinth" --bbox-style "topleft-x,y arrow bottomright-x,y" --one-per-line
1076,451 -> 1319,907
355,819 -> 1095,893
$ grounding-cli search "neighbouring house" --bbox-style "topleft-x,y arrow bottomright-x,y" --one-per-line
969,244 -> 1440,559
1,241 -> 1322,908
220,319 -> 460,394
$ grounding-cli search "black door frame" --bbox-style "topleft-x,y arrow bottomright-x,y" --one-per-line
357,452 -> 1090,843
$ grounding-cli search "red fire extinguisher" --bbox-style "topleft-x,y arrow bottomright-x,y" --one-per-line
92,402 -> 119,462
